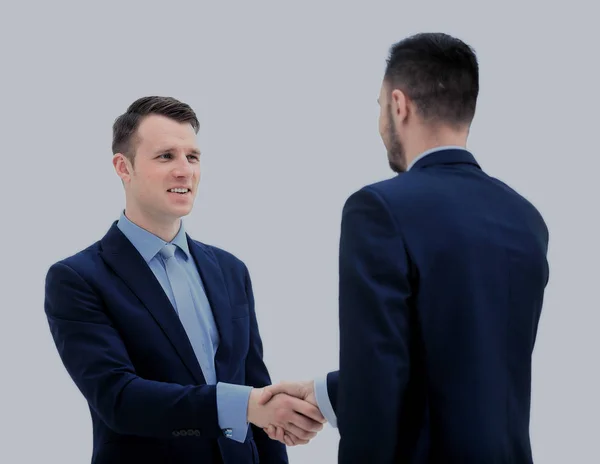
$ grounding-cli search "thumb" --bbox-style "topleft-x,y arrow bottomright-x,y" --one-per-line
258,381 -> 304,405
269,381 -> 307,399
256,387 -> 274,405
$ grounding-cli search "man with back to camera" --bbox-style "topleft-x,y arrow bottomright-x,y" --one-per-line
261,32 -> 550,463
43,96 -> 326,464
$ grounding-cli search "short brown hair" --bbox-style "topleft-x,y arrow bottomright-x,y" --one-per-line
384,33 -> 479,127
112,96 -> 200,162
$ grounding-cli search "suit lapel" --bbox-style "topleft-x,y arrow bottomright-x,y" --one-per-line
186,238 -> 234,382
99,223 -> 206,384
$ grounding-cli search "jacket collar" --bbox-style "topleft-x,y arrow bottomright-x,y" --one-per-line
409,147 -> 481,171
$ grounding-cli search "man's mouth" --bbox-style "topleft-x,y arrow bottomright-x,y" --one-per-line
168,188 -> 190,194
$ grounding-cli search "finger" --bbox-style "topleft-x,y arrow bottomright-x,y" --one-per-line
263,425 -> 277,440
282,429 -> 309,446
257,387 -> 274,406
289,435 -> 309,446
272,397 -> 325,431
284,434 -> 295,446
267,425 -> 299,446
287,396 -> 326,425
282,421 -> 317,442
275,426 -> 286,443
264,381 -> 305,399
290,415 -> 323,435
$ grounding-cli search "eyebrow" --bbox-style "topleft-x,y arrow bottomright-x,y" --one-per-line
155,147 -> 201,155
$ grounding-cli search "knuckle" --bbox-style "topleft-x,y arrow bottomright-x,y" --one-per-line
303,419 -> 316,431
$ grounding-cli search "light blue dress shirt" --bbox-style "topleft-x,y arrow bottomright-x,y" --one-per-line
117,212 -> 252,442
313,145 -> 468,428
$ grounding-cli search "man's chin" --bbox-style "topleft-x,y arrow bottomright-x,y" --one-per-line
165,196 -> 195,214
162,204 -> 193,220
174,207 -> 193,218
388,160 -> 406,174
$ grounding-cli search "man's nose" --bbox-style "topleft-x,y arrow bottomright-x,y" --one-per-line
172,158 -> 194,177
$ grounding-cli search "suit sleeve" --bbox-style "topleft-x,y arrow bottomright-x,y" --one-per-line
337,187 -> 413,463
241,264 -> 288,463
44,262 -> 222,439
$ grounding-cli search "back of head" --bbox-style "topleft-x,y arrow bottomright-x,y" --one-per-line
112,96 -> 200,163
384,32 -> 479,128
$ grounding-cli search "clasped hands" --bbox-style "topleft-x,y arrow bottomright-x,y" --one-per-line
247,380 -> 325,446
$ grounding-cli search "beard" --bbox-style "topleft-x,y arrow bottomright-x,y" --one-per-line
385,106 -> 407,173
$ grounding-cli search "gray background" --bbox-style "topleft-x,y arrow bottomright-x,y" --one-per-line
1,1 -> 598,462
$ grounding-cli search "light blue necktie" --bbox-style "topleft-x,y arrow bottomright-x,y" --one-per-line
159,243 -> 216,385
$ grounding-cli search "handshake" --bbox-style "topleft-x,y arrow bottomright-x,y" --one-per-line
247,380 -> 326,446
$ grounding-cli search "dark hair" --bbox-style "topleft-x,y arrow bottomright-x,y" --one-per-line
384,32 -> 479,127
112,96 -> 200,162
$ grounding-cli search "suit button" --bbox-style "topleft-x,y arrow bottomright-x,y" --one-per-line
193,430 -> 201,436
180,430 -> 188,437
172,431 -> 180,437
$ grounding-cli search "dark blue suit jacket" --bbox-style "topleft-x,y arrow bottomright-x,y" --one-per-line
44,223 -> 287,464
326,149 -> 549,463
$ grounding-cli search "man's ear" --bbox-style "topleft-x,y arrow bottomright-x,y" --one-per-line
113,153 -> 132,183
390,88 -> 409,123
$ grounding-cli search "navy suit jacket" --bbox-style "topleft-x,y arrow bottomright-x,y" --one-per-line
44,223 -> 287,464
325,149 -> 549,463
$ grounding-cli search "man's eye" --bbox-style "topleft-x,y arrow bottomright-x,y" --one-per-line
159,153 -> 172,159
188,155 -> 199,161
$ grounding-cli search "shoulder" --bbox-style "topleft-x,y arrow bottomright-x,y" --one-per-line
342,174 -> 423,219
486,175 -> 549,241
346,174 -> 427,206
47,241 -> 102,275
44,241 -> 104,292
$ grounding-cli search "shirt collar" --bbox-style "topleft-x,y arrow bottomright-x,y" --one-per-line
406,145 -> 468,171
116,211 -> 190,262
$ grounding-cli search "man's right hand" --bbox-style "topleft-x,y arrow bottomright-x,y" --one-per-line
257,381 -> 322,446
247,387 -> 325,445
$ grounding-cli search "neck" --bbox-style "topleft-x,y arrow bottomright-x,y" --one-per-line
123,205 -> 181,242
404,124 -> 468,168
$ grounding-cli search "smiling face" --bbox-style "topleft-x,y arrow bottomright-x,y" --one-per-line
113,114 -> 201,233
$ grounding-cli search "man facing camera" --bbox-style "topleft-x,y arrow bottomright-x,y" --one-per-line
263,32 -> 550,463
44,96 -> 324,464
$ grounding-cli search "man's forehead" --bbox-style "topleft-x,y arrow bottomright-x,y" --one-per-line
137,115 -> 198,144
139,113 -> 193,131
